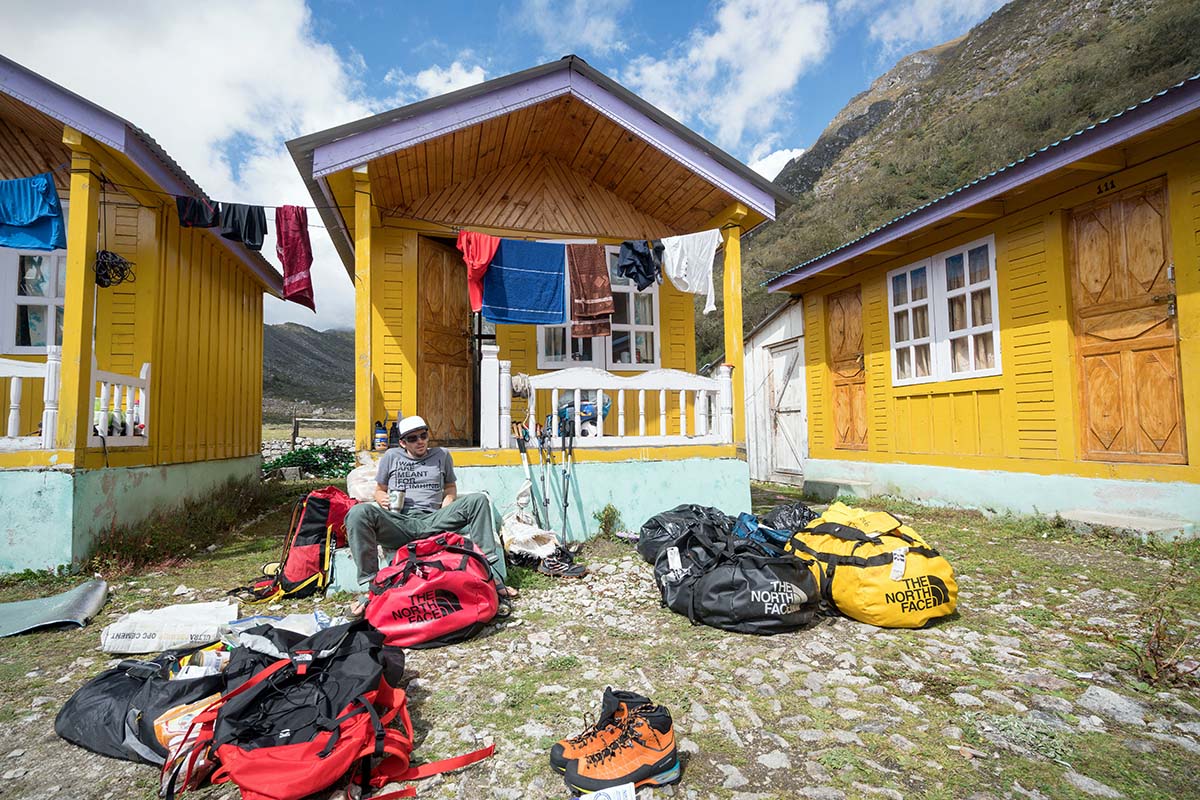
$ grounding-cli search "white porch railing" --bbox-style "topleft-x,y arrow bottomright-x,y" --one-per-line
0,346 -> 60,449
89,356 -> 150,448
479,344 -> 733,449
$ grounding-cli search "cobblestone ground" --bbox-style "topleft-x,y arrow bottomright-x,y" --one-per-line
1,487 -> 1197,800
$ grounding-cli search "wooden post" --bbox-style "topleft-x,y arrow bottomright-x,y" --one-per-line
721,204 -> 749,446
717,365 -> 734,443
56,133 -> 100,453
353,165 -> 374,451
291,414 -> 299,451
41,347 -> 61,448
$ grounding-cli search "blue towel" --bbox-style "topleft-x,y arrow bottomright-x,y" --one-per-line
0,173 -> 67,251
481,239 -> 567,325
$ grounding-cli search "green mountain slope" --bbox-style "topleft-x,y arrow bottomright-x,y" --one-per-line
696,0 -> 1200,366
262,323 -> 354,424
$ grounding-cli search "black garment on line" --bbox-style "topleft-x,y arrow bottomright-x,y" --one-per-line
616,239 -> 664,291
175,196 -> 220,228
219,203 -> 267,251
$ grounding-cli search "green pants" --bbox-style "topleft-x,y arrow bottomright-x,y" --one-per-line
344,493 -> 507,585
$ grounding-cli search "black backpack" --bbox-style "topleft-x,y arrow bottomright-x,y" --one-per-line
653,526 -> 819,635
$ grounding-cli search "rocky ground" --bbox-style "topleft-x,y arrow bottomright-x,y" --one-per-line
1,486 -> 1198,799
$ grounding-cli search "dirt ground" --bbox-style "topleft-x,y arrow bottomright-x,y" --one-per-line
1,484 -> 1198,799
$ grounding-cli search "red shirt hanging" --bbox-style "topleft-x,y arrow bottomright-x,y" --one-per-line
456,230 -> 501,313
276,205 -> 315,311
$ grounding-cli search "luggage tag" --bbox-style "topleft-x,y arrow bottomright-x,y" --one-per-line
662,546 -> 686,584
890,547 -> 909,581
577,782 -> 636,800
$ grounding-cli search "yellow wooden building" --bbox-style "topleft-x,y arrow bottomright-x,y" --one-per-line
289,57 -> 791,537
0,56 -> 282,572
766,73 -> 1200,536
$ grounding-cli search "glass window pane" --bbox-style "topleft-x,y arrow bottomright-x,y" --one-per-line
55,309 -> 63,347
911,305 -> 929,339
896,348 -> 911,380
949,295 -> 967,331
634,293 -> 654,325
950,337 -> 970,372
974,333 -> 995,370
612,294 -> 630,326
55,257 -> 67,297
893,310 -> 909,343
571,337 -> 593,362
892,273 -> 907,305
968,245 -> 990,284
971,289 -> 992,327
910,266 -> 927,301
543,327 -> 566,360
946,253 -> 965,291
18,256 -> 49,297
608,257 -> 630,287
634,332 -> 655,364
16,304 -> 48,347
914,344 -> 931,377
611,331 -> 632,365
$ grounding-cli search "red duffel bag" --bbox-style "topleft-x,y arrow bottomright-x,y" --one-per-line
365,532 -> 500,649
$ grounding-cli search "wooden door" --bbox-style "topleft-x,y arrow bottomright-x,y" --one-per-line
1069,178 -> 1185,463
417,237 -> 474,446
768,339 -> 807,477
827,286 -> 868,450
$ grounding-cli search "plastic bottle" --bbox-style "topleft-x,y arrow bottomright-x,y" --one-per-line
373,419 -> 388,450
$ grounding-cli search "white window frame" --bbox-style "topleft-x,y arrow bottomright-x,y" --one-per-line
887,234 -> 1001,386
536,244 -> 661,371
0,248 -> 68,356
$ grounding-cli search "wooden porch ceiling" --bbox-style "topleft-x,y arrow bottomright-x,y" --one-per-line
0,91 -> 70,188
365,94 -> 748,238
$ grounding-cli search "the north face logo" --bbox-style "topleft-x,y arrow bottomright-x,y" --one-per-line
750,580 -> 808,616
391,589 -> 462,624
884,574 -> 951,613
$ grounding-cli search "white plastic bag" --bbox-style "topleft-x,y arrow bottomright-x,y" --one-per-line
347,450 -> 377,502
501,481 -> 559,558
100,600 -> 239,654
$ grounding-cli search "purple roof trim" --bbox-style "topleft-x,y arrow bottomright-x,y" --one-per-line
566,71 -> 775,220
766,71 -> 1200,293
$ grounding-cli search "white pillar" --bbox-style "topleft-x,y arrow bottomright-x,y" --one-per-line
479,344 -> 501,448
718,365 -> 734,444
7,376 -> 22,437
499,359 -> 512,448
41,347 -> 61,448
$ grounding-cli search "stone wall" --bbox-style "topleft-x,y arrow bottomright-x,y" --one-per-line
261,438 -> 355,462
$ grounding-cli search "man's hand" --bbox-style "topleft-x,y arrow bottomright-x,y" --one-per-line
374,482 -> 390,508
442,482 -> 457,508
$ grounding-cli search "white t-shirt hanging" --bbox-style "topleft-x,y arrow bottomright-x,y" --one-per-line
661,229 -> 721,314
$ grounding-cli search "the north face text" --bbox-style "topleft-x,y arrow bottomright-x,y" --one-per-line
885,575 -> 951,613
750,581 -> 808,616
391,589 -> 462,624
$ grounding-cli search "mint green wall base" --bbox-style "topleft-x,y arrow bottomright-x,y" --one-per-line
803,458 -> 1200,536
325,456 -> 752,594
0,456 -> 261,574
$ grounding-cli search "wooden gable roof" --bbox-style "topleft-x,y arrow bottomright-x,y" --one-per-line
289,56 -> 792,277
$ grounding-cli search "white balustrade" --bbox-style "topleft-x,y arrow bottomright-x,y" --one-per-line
88,357 -> 150,448
482,365 -> 734,449
0,347 -> 61,449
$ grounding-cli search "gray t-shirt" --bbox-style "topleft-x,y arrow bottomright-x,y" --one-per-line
375,447 -> 456,512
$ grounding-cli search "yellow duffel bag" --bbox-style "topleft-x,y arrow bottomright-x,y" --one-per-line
784,502 -> 958,628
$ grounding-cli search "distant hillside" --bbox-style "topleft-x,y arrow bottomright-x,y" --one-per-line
696,0 -> 1200,365
262,323 -> 354,424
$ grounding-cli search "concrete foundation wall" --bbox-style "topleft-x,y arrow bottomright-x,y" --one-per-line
0,455 -> 261,574
804,458 -> 1200,530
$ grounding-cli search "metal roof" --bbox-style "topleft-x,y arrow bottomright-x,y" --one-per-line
765,71 -> 1200,293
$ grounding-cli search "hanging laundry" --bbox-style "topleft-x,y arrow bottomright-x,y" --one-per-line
567,243 -> 613,338
0,173 -> 66,251
457,230 -> 501,313
481,239 -> 567,326
175,196 -> 220,228
615,239 -> 663,292
219,203 -> 267,251
661,229 -> 721,314
276,205 -> 315,311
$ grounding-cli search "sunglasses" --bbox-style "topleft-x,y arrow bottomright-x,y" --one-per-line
403,431 -> 429,443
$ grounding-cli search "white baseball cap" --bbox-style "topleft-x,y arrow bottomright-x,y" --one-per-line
397,415 -> 429,438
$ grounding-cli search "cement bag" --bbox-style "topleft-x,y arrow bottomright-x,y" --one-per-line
100,600 -> 239,654
346,451 -> 377,502
785,502 -> 958,628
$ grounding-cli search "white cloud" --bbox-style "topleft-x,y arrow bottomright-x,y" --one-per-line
0,0 -> 378,330
622,0 -> 830,150
864,0 -> 1006,53
749,148 -> 807,180
520,0 -> 631,56
386,59 -> 488,104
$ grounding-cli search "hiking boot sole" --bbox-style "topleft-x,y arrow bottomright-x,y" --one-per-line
564,752 -> 680,793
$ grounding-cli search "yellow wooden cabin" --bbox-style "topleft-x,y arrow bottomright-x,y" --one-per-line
765,73 -> 1200,537
0,56 -> 282,572
289,57 -> 791,537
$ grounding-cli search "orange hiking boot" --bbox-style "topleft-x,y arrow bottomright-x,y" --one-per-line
549,687 -> 650,773
564,704 -> 680,793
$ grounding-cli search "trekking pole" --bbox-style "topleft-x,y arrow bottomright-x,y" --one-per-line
560,427 -> 575,539
516,434 -> 546,529
538,426 -> 554,531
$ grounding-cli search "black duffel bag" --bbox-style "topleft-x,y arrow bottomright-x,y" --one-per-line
761,500 -> 820,532
653,525 -> 819,635
55,647 -> 249,764
637,504 -> 734,565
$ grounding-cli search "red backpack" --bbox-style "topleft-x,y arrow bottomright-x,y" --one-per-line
161,623 -> 492,800
244,487 -> 356,601
365,533 -> 500,649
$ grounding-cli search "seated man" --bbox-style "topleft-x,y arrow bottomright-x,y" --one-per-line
343,415 -> 513,596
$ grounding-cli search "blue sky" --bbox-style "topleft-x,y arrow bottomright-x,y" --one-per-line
2,0 -> 1006,328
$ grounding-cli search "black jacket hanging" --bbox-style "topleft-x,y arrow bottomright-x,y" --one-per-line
175,196 -> 220,228
220,203 -> 267,251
